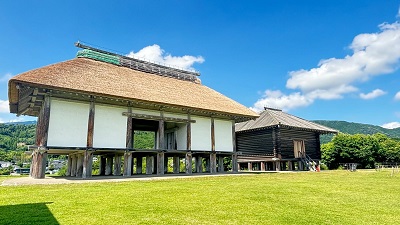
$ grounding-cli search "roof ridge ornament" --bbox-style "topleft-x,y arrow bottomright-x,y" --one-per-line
75,41 -> 201,83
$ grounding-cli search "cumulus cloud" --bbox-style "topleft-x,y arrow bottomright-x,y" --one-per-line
381,122 -> 400,129
251,90 -> 313,112
252,19 -> 400,111
126,44 -> 204,70
359,89 -> 387,100
395,91 -> 400,100
0,99 -> 9,113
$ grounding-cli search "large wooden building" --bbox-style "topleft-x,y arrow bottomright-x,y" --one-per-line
235,107 -> 337,171
8,43 -> 258,179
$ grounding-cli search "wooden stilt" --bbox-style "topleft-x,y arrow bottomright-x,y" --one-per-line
288,161 -> 293,171
157,152 -> 165,175
248,162 -> 252,171
105,156 -> 113,175
298,161 -> 304,171
146,156 -> 153,174
113,154 -> 122,176
185,152 -> 192,174
82,151 -> 93,178
99,156 -> 106,176
210,153 -> 217,173
261,162 -> 266,171
136,157 -> 143,174
71,155 -> 77,176
232,121 -> 238,173
30,150 -> 47,179
164,155 -> 169,173
76,153 -> 84,177
123,152 -> 132,176
66,154 -> 72,176
275,161 -> 281,171
196,156 -> 203,173
218,156 -> 224,172
173,156 -> 180,173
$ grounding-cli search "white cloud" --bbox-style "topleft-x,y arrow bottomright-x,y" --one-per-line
126,44 -> 204,70
0,99 -> 9,113
394,91 -> 400,100
359,89 -> 387,100
251,90 -> 313,112
253,19 -> 400,111
381,122 -> 400,129
0,73 -> 12,83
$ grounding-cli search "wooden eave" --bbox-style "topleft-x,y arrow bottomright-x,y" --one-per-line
236,124 -> 338,135
9,81 -> 255,123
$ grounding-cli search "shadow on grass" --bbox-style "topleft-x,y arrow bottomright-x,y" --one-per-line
0,202 -> 59,224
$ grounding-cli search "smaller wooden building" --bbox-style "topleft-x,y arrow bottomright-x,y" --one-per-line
235,107 -> 337,171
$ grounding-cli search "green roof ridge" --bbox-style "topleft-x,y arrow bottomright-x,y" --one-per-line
76,49 -> 120,65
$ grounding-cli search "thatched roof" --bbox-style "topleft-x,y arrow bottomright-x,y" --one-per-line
8,57 -> 258,120
236,107 -> 338,134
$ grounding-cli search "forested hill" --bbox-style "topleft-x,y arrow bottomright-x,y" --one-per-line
312,120 -> 400,142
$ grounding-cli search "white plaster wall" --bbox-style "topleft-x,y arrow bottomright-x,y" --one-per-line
164,112 -> 188,119
191,116 -> 211,151
176,123 -> 187,150
47,99 -> 89,147
215,119 -> 233,152
93,105 -> 127,148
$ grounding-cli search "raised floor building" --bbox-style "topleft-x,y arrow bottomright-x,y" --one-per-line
8,43 -> 258,178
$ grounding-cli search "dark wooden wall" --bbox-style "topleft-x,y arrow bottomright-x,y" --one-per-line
236,127 -> 321,160
236,129 -> 274,156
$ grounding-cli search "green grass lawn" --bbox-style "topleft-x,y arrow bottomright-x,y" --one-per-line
1,170 -> 399,225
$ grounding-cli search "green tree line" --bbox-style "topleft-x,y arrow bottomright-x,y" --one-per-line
322,133 -> 400,169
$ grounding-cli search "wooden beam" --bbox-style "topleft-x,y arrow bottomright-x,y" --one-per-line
113,154 -> 122,175
30,150 -> 47,179
173,156 -> 180,173
105,156 -> 113,175
136,156 -> 143,174
196,156 -> 203,173
210,153 -> 217,173
123,152 -> 132,176
146,156 -> 153,174
218,156 -> 224,172
76,153 -> 83,177
157,152 -> 165,175
185,152 -> 192,174
158,111 -> 165,150
122,112 -> 196,123
86,99 -> 95,148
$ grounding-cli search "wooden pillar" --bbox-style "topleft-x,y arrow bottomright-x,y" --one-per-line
210,153 -> 217,173
76,153 -> 84,177
248,162 -> 252,171
114,154 -> 122,176
30,150 -> 47,179
316,133 -> 321,160
275,161 -> 281,171
185,152 -> 192,174
82,151 -> 93,178
66,154 -> 72,176
105,156 -> 113,175
157,152 -> 165,175
99,156 -> 106,176
126,107 -> 133,150
261,162 -> 266,171
146,156 -> 153,174
123,152 -> 133,176
196,156 -> 203,173
298,161 -> 304,171
232,121 -> 238,172
71,154 -> 77,176
164,155 -> 169,173
86,98 -> 95,148
31,95 -> 50,179
185,113 -> 192,174
173,156 -> 180,174
218,156 -> 224,172
288,161 -> 293,171
136,157 -> 143,174
211,117 -> 215,151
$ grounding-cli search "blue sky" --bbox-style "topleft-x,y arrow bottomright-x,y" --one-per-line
1,1 -> 400,128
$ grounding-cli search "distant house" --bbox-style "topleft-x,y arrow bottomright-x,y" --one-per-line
235,107 -> 337,171
8,43 -> 258,179
0,161 -> 12,168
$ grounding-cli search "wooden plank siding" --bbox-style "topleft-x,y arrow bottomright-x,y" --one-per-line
236,129 -> 274,156
236,127 -> 321,160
